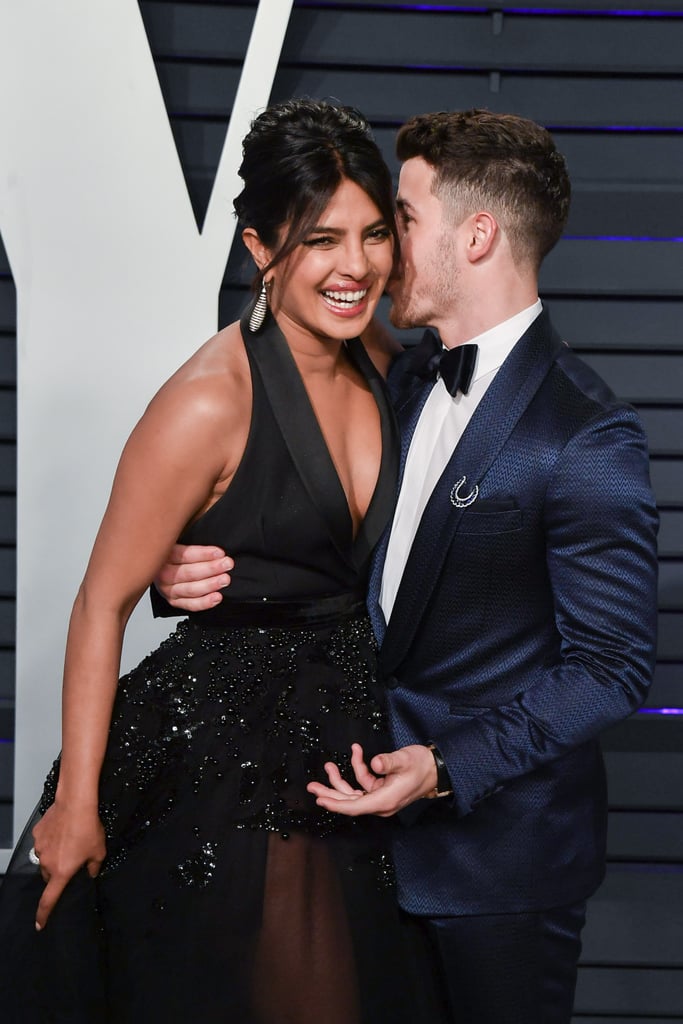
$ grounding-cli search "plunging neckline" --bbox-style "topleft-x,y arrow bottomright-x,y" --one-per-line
244,310 -> 398,570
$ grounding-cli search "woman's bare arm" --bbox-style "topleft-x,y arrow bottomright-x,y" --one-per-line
33,328 -> 249,928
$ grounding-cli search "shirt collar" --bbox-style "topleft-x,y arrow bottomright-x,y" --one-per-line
463,299 -> 542,383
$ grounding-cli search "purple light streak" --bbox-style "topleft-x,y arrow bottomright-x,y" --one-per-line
551,126 -> 683,132
638,707 -> 683,715
564,235 -> 683,242
378,4 -> 683,14
503,7 -> 683,14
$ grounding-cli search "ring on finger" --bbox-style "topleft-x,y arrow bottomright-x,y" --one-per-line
28,847 -> 40,866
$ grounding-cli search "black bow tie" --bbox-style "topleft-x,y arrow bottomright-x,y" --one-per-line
407,329 -> 478,397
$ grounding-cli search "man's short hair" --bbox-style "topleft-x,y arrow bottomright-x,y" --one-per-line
396,109 -> 571,270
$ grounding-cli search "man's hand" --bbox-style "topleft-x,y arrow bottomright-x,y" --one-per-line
154,544 -> 234,612
307,742 -> 438,817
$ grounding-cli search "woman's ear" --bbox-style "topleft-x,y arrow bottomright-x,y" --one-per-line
242,227 -> 271,272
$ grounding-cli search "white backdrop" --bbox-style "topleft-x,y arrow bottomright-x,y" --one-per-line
0,0 -> 293,864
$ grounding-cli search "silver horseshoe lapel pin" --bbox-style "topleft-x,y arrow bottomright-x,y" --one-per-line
450,476 -> 479,508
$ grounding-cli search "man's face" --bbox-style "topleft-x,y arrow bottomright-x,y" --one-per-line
388,157 -> 460,332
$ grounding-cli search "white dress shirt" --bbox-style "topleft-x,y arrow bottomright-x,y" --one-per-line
379,300 -> 542,622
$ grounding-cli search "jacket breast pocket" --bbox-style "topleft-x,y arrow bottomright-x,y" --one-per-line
449,704 -> 491,718
456,506 -> 522,536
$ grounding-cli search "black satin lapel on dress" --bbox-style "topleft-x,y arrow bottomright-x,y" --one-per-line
345,337 -> 400,567
242,311 -> 353,565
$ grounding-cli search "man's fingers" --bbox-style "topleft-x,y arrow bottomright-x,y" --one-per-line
312,787 -> 396,818
306,745 -> 406,817
155,545 -> 235,608
166,573 -> 231,602
309,785 -> 367,811
306,759 -> 365,800
167,544 -> 227,566
168,595 -> 224,613
161,561 -> 233,588
307,782 -> 364,804
350,744 -> 382,791
370,750 -> 400,776
322,761 -> 359,795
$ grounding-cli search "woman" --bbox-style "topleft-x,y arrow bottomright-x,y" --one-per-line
0,100 -> 437,1022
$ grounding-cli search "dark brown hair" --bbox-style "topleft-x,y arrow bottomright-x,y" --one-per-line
396,108 -> 570,269
234,99 -> 398,283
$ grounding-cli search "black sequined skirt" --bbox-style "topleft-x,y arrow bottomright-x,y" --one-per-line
41,597 -> 390,864
0,600 -> 443,1023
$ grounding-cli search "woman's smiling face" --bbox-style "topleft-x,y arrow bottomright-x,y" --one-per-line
266,178 -> 394,345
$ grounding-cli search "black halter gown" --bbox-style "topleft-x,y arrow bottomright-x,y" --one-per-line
0,312 -> 438,1023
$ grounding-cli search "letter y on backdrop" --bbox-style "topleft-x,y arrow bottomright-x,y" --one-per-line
0,0 -> 293,856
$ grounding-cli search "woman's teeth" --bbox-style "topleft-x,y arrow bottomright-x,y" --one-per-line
322,289 -> 368,309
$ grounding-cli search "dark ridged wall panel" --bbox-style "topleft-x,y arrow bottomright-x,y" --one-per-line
3,1 -> 682,1018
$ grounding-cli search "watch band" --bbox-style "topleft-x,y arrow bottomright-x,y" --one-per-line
426,743 -> 453,798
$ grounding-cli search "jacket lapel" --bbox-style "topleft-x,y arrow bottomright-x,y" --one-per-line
380,310 -> 564,673
367,367 -> 434,643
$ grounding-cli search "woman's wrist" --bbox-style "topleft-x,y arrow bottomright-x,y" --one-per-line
54,777 -> 100,812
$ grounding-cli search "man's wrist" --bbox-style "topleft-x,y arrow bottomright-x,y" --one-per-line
426,742 -> 453,798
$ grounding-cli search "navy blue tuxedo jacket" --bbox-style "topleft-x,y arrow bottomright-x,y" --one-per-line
368,308 -> 659,917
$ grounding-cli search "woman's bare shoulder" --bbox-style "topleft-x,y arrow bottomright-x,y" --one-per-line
78,323 -> 252,604
149,321 -> 250,425
170,320 -> 248,386
116,321 -> 252,495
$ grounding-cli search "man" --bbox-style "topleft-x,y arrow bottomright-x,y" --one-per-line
154,110 -> 658,1023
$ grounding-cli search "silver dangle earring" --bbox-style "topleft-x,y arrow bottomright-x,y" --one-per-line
248,278 -> 269,333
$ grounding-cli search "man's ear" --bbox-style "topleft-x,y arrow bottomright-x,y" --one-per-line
464,211 -> 498,263
242,227 -> 272,271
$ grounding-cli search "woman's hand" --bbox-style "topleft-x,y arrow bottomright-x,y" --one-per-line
31,802 -> 106,931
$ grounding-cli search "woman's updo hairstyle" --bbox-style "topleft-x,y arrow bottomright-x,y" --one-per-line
234,98 -> 398,283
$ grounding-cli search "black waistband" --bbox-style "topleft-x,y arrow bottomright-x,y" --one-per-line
187,590 -> 366,629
